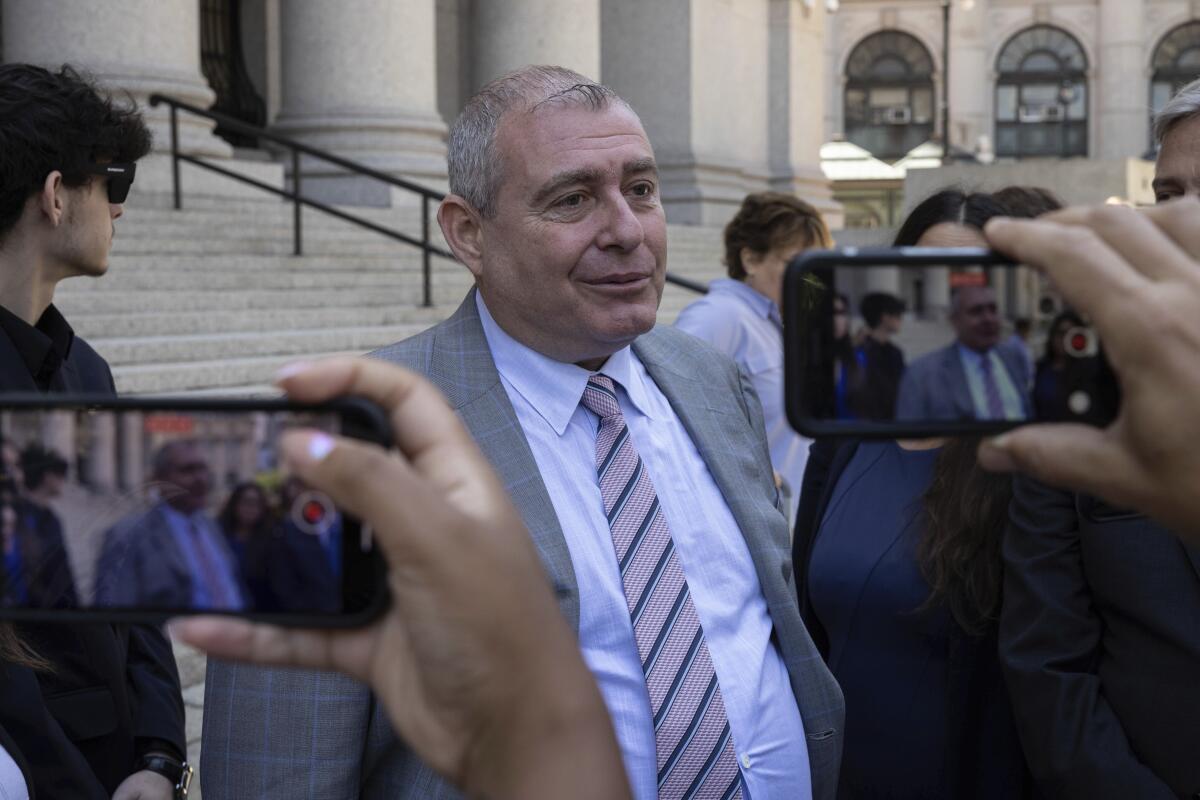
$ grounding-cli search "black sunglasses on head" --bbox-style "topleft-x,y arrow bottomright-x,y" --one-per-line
87,162 -> 136,204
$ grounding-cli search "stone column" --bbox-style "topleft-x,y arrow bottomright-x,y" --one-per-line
924,267 -> 951,320
947,0 -> 990,155
83,414 -> 117,492
603,0 -> 777,225
118,413 -> 144,492
768,0 -> 841,227
470,0 -> 600,88
1097,0 -> 1148,158
274,0 -> 447,205
1,0 -> 230,158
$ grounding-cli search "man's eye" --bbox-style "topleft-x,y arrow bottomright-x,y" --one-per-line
630,182 -> 655,197
1156,192 -> 1181,204
556,193 -> 585,209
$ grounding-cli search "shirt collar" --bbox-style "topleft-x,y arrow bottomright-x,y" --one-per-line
475,293 -> 657,435
709,278 -> 781,325
0,303 -> 75,384
956,342 -> 991,367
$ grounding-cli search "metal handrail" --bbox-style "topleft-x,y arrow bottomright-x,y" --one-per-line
149,95 -> 706,306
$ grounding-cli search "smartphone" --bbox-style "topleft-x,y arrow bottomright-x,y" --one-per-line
783,247 -> 1120,438
0,395 -> 391,626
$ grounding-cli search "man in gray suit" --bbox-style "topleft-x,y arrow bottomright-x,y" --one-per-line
95,440 -> 244,610
201,65 -> 843,799
896,285 -> 1030,421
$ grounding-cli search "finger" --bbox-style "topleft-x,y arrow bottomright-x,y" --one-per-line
984,217 -> 1146,356
977,423 -> 1146,508
276,357 -> 499,498
171,617 -> 371,684
1034,204 -> 1197,283
1139,196 -> 1200,264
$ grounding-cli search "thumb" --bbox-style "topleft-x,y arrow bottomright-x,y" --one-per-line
978,423 -> 1142,504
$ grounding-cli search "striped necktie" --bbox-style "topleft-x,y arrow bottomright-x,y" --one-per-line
581,374 -> 744,800
978,354 -> 1007,419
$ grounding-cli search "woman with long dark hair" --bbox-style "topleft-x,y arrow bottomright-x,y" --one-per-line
792,187 -> 1057,799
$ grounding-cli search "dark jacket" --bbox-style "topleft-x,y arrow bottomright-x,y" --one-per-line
793,438 -> 1033,800
0,304 -> 187,797
5,501 -> 79,609
999,476 -> 1200,799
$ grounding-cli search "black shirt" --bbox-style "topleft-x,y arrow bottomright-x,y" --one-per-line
0,301 -> 185,798
0,303 -> 115,394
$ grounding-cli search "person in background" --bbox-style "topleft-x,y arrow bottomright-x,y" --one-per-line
676,191 -> 833,518
218,480 -> 338,613
791,189 -> 1038,800
14,444 -> 77,608
990,86 -> 1200,799
0,63 -> 185,800
851,291 -> 906,420
831,293 -> 860,420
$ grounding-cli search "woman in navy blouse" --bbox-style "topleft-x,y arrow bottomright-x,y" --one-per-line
792,189 -> 1056,799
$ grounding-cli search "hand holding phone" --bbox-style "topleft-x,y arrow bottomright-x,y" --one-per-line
174,358 -> 630,799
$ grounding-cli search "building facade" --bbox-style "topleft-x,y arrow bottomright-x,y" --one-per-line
0,0 -> 841,226
827,0 -> 1200,164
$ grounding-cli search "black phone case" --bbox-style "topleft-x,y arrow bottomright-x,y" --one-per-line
0,393 -> 392,628
782,246 -> 1119,438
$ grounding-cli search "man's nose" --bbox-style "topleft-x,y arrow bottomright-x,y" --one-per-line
110,203 -> 125,221
596,194 -> 644,252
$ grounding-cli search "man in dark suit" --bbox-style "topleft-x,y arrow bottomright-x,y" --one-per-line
997,82 -> 1200,800
896,285 -> 1029,421
0,63 -> 187,799
202,65 -> 844,800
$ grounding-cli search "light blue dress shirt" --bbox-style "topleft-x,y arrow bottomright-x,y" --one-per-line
160,503 -> 245,609
956,344 -> 1026,421
674,279 -> 810,520
477,294 -> 811,800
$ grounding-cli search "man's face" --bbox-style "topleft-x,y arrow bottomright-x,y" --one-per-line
0,444 -> 24,490
470,102 -> 667,366
951,286 -> 1002,352
157,443 -> 211,513
1154,114 -> 1200,204
880,311 -> 903,336
53,174 -> 123,278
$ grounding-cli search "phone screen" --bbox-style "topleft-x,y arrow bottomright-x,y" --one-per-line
0,403 -> 382,619
784,249 -> 1119,437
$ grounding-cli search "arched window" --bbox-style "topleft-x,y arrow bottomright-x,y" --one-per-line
1151,21 -> 1200,145
844,31 -> 936,161
994,25 -> 1088,158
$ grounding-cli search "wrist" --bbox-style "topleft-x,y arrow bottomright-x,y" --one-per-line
133,752 -> 193,797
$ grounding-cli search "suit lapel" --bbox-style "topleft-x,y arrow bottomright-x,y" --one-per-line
427,291 -> 579,628
1184,543 -> 1200,584
941,347 -> 975,418
634,334 -> 775,546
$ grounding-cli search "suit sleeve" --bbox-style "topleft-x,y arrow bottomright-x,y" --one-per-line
733,363 -> 785,516
125,624 -> 186,759
200,660 -> 373,798
998,475 -> 1175,799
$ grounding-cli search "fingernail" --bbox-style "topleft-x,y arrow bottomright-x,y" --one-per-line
275,361 -> 312,384
305,432 -> 336,463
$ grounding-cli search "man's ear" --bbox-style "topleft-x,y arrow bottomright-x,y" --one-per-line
740,247 -> 761,277
437,195 -> 486,279
38,171 -> 67,228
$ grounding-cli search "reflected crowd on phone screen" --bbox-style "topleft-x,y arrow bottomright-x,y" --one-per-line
0,434 -> 341,613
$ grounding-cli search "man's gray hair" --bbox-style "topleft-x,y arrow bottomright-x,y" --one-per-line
447,65 -> 627,217
1153,77 -> 1200,147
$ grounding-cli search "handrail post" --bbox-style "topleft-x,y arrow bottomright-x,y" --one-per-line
291,148 -> 302,256
169,104 -> 181,210
421,196 -> 432,308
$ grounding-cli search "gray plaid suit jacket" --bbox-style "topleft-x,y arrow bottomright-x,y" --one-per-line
200,289 -> 844,799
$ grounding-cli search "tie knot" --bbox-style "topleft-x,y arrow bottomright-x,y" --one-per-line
581,374 -> 622,421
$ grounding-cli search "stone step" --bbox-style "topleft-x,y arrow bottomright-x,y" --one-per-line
90,325 -> 427,367
58,269 -> 417,292
99,253 -> 443,272
72,304 -> 451,338
113,350 -> 359,394
111,236 -> 432,257
55,287 -> 424,315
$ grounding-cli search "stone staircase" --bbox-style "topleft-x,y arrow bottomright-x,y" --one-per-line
53,191 -> 725,396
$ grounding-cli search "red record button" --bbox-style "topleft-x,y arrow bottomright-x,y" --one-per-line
302,500 -> 326,525
1070,333 -> 1088,353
